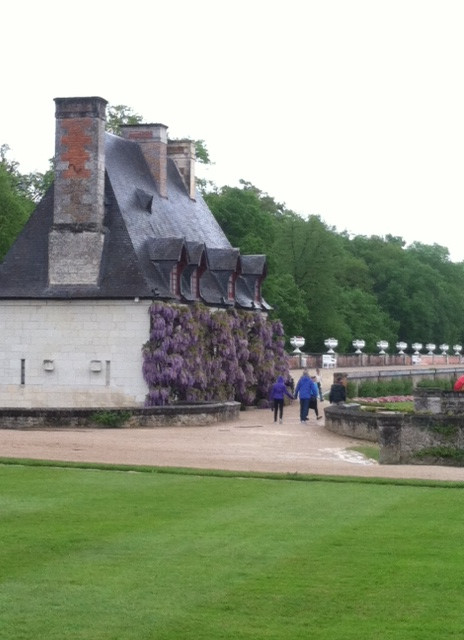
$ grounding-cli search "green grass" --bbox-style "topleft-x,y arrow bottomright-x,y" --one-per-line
359,401 -> 414,412
2,462 -> 464,639
349,445 -> 380,462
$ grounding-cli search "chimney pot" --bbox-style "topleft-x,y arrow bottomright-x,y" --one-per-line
167,139 -> 196,200
120,124 -> 168,198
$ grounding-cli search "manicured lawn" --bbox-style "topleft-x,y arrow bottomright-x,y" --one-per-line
2,463 -> 464,639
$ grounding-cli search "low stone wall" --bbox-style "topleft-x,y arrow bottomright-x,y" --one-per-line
324,402 -> 464,466
323,404 -> 379,442
0,402 -> 241,430
377,413 -> 464,465
414,388 -> 464,414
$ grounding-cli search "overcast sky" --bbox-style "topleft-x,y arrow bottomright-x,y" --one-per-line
3,0 -> 464,260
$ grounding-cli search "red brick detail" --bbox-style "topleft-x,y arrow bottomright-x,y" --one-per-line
61,119 -> 92,178
125,130 -> 154,140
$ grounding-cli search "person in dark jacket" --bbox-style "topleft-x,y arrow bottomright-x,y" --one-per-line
269,375 -> 294,424
329,377 -> 346,404
294,370 -> 319,423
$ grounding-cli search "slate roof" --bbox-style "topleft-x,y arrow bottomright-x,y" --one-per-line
0,130 -> 269,310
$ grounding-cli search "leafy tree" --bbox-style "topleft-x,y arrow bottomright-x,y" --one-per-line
339,287 -> 399,352
271,212 -> 348,351
106,104 -> 143,134
347,234 -> 464,347
263,273 -> 308,343
0,162 -> 34,260
18,160 -> 54,203
193,140 -> 210,165
408,241 -> 452,266
205,183 -> 275,255
1,143 -> 54,204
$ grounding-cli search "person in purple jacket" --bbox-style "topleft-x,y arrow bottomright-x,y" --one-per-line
269,375 -> 294,424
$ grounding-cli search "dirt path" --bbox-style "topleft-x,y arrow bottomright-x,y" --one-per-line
0,397 -> 462,481
1,366 -> 464,482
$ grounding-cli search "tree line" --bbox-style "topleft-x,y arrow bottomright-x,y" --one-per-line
2,106 -> 464,354
204,181 -> 464,353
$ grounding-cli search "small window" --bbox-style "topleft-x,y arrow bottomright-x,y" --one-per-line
170,265 -> 179,295
191,270 -> 199,299
227,274 -> 235,301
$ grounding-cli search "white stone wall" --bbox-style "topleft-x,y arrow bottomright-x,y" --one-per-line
0,300 -> 152,408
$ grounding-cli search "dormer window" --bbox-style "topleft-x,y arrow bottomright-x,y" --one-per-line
254,279 -> 261,303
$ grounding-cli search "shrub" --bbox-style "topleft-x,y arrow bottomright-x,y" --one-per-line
90,411 -> 131,428
351,378 -> 413,399
357,380 -> 384,397
346,380 -> 357,399
417,378 -> 454,391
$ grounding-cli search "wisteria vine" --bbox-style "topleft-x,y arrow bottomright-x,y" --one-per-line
142,302 -> 289,406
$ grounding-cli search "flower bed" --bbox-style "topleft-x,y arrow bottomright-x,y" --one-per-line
352,396 -> 414,404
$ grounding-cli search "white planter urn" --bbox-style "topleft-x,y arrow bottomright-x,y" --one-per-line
324,338 -> 338,354
396,341 -> 407,355
290,336 -> 305,353
352,339 -> 365,355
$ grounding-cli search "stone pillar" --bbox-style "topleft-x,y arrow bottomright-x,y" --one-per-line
378,417 -> 402,463
49,96 -> 107,286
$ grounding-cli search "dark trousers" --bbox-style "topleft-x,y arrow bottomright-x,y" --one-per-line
299,398 -> 310,421
309,396 -> 319,417
273,399 -> 284,421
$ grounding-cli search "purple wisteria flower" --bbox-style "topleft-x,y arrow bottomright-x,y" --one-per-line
143,302 -> 290,406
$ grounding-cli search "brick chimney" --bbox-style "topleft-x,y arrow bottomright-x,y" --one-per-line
49,96 -> 107,286
167,140 -> 196,200
120,124 -> 168,198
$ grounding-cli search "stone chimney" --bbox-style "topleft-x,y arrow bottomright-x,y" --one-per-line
120,124 -> 168,198
49,96 -> 107,286
167,140 -> 196,200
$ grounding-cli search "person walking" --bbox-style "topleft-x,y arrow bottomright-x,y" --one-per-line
269,375 -> 294,424
310,376 -> 323,420
315,368 -> 324,401
294,370 -> 319,423
329,376 -> 347,404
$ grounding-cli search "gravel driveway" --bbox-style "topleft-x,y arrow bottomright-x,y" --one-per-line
2,367 -> 464,482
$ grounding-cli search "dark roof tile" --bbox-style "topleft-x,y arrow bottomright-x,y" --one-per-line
0,124 -> 268,310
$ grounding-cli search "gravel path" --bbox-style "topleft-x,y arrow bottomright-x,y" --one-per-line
1,366 -> 464,482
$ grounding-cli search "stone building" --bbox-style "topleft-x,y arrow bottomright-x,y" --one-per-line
0,97 -> 268,407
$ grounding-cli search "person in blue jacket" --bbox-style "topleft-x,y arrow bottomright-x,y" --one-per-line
294,370 -> 319,423
269,375 -> 294,424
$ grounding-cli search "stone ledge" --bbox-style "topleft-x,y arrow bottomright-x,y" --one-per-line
0,402 -> 241,430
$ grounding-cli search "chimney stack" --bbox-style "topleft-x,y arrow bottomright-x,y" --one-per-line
167,140 -> 196,200
49,96 -> 107,286
120,124 -> 168,198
